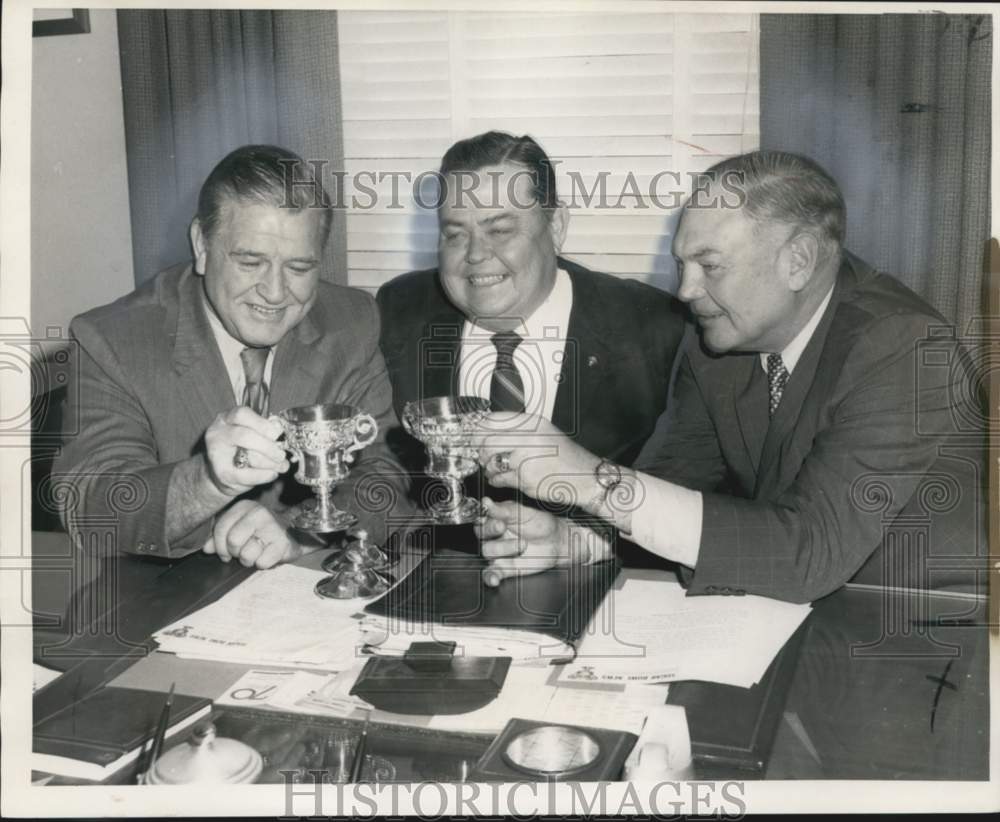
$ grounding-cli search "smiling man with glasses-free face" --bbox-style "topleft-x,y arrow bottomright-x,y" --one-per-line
436,161 -> 569,333
190,199 -> 324,349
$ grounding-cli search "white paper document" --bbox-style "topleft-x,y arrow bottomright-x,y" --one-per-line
153,564 -> 370,668
356,615 -> 575,662
425,664 -> 666,735
33,664 -> 62,692
215,666 -> 369,717
557,577 -> 811,688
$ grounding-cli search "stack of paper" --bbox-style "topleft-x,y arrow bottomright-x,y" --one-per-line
153,564 -> 368,669
556,577 -> 811,688
356,615 -> 575,662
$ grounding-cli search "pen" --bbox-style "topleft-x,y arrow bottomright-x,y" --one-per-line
147,682 -> 175,776
349,713 -> 370,783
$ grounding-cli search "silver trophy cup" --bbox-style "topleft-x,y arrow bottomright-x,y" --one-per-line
273,403 -> 377,533
402,395 -> 490,525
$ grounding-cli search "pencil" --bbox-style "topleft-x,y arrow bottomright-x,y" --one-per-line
349,713 -> 370,783
148,682 -> 175,771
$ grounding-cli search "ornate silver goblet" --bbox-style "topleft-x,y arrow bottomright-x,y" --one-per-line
273,403 -> 377,533
402,395 -> 490,525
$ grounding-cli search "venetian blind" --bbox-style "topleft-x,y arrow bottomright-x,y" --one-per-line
338,10 -> 759,295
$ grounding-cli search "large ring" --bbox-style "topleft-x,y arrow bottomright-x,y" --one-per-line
491,452 -> 512,474
233,446 -> 251,469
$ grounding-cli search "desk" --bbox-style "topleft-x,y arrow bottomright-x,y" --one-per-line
31,530 -> 989,782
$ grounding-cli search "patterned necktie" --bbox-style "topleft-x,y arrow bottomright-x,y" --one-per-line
490,331 -> 526,412
766,353 -> 789,417
240,346 -> 271,416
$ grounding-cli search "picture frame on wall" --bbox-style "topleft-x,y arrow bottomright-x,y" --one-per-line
33,9 -> 90,37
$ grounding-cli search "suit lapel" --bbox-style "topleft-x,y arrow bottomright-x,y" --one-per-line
171,269 -> 238,429
552,267 -> 616,436
754,258 -> 862,498
420,307 -> 464,399
269,308 -> 327,414
732,355 -> 769,477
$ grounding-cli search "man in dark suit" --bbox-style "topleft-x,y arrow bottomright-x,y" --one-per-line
377,131 -> 686,477
474,151 -> 985,602
54,145 -> 410,568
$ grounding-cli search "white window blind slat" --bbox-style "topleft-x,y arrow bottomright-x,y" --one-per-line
338,10 -> 759,292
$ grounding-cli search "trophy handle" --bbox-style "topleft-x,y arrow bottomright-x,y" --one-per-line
401,408 -> 415,437
268,414 -> 298,462
346,413 -> 378,456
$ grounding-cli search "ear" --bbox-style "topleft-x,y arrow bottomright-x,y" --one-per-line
189,218 -> 208,276
782,230 -> 821,292
548,204 -> 570,253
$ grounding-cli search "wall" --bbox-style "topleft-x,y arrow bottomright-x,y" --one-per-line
31,9 -> 133,355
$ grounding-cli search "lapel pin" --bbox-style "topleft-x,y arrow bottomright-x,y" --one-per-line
587,355 -> 599,368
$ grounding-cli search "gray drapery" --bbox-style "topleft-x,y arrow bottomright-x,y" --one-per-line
760,13 -> 991,334
117,10 -> 348,285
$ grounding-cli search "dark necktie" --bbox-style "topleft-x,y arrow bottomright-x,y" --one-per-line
766,353 -> 789,417
490,331 -> 526,412
240,346 -> 270,416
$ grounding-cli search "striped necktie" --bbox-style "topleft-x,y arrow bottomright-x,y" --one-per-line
240,346 -> 270,416
490,331 -> 526,412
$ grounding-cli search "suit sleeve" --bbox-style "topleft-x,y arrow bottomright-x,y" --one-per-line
633,345 -> 728,492
334,296 -> 416,544
52,318 -> 191,558
687,312 -> 958,603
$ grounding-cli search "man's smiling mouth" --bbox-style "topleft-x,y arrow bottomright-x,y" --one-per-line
248,304 -> 287,317
467,273 -> 508,287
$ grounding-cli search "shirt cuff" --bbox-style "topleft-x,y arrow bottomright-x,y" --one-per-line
628,475 -> 703,569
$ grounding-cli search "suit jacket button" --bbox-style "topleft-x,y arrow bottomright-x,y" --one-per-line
587,355 -> 599,368
136,541 -> 146,553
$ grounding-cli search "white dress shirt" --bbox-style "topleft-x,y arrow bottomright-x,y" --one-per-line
629,285 -> 836,570
203,294 -> 275,406
458,268 -> 573,422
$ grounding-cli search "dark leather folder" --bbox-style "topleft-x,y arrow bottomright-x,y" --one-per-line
365,538 -> 618,653
668,616 -> 811,775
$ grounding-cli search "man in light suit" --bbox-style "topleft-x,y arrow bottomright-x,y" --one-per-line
474,151 -> 985,602
55,145 -> 410,568
377,131 -> 686,480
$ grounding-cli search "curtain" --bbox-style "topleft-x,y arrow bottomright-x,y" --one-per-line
760,13 -> 991,334
117,10 -> 348,285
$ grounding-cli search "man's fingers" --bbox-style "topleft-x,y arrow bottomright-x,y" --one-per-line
211,500 -> 255,562
482,556 -> 553,588
255,539 -> 291,569
227,405 -> 284,439
228,427 -> 289,470
225,504 -> 272,555
473,517 -> 505,540
480,537 -> 524,560
479,411 -> 537,434
480,498 -> 525,524
235,534 -> 267,567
